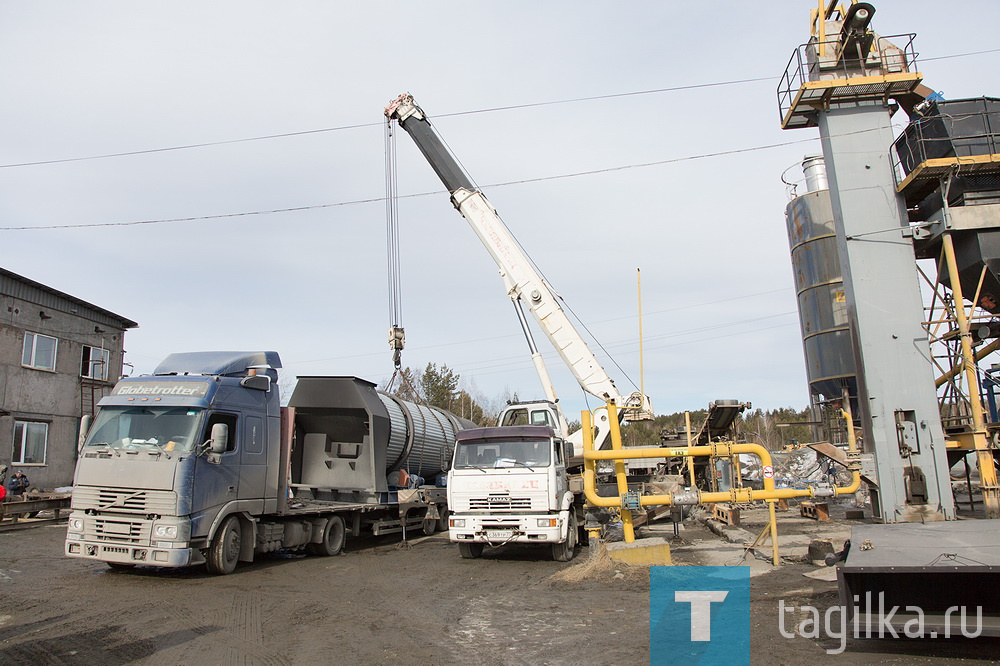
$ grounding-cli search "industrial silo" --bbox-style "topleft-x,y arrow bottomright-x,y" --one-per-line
785,156 -> 857,406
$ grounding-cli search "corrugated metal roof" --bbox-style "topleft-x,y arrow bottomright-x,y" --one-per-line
0,267 -> 138,330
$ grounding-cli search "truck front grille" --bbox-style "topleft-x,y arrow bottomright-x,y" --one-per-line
469,497 -> 533,511
87,518 -> 150,544
72,487 -> 176,514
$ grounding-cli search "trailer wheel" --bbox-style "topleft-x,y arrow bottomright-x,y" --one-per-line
308,515 -> 346,556
206,515 -> 241,575
458,542 -> 484,559
421,517 -> 437,536
552,513 -> 577,562
437,505 -> 450,532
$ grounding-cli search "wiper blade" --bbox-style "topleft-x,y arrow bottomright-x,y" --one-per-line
496,459 -> 535,471
145,439 -> 172,459
91,442 -> 121,457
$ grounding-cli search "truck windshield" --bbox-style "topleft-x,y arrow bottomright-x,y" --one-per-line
500,408 -> 554,427
85,406 -> 204,453
454,439 -> 551,469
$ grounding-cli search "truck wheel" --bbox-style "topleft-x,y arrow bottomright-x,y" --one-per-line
437,505 -> 449,532
308,515 -> 346,556
552,513 -> 577,562
458,542 -> 484,559
206,515 -> 241,575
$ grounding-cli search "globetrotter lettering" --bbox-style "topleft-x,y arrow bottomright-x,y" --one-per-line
113,383 -> 209,397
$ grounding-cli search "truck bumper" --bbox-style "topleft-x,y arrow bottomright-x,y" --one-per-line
449,514 -> 564,545
64,510 -> 198,568
65,537 -> 197,567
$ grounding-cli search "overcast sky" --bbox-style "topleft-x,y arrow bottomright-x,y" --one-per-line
1,1 -> 997,420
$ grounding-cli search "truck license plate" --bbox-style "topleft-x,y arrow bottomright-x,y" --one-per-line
104,522 -> 131,534
486,530 -> 514,540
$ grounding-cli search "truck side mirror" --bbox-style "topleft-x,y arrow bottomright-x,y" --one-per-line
563,441 -> 574,464
78,415 -> 92,453
209,423 -> 229,454
240,374 -> 271,391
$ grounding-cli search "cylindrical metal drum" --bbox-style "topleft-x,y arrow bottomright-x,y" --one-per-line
379,393 -> 475,478
802,154 -> 828,193
288,376 -> 475,491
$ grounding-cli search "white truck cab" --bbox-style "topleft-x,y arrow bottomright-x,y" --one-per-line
447,424 -> 581,561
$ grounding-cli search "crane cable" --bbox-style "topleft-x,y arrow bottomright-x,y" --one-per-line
385,118 -> 405,372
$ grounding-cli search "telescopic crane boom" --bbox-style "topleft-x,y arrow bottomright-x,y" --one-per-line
384,94 -> 652,436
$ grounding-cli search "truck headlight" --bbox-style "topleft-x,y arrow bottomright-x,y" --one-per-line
450,518 -> 466,528
537,518 -> 557,527
69,518 -> 84,532
154,525 -> 178,539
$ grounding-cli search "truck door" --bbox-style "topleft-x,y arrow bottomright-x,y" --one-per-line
553,438 -> 567,501
191,412 -> 240,538
238,414 -> 267,510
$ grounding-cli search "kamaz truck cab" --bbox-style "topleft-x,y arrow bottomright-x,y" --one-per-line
446,424 -> 583,561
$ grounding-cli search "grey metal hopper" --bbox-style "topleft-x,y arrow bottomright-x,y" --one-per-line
939,230 -> 1000,314
894,97 -> 1000,313
838,521 -> 1000,637
288,376 -> 475,495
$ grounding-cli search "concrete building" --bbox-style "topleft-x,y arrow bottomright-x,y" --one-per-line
1,267 -> 136,491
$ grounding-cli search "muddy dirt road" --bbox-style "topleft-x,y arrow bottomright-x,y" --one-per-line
2,521 -> 998,665
0,524 -> 648,665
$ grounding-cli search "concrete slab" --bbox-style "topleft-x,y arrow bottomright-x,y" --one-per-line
606,537 -> 672,566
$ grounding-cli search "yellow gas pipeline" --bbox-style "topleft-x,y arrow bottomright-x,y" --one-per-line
581,400 -> 862,564
582,402 -> 861,508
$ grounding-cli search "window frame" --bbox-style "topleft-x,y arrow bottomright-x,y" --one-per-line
81,345 -> 111,381
22,332 -> 58,372
204,412 -> 239,453
12,420 -> 49,466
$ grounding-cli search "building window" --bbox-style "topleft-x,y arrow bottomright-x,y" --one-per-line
22,332 -> 58,371
81,345 -> 110,380
13,421 -> 48,465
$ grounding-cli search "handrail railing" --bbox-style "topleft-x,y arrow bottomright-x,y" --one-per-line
892,107 -> 1000,184
778,33 -> 918,124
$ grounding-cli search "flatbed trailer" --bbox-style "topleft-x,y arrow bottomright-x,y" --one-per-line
65,352 -> 471,574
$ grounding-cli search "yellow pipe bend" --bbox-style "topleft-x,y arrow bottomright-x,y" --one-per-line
582,435 -> 862,506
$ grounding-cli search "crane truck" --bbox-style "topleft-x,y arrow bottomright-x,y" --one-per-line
65,351 -> 473,574
385,93 -> 652,560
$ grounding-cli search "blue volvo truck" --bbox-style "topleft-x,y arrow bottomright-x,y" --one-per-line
65,351 -> 473,574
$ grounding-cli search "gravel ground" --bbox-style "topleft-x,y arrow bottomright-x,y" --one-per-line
1,517 -> 997,665
0,523 -> 647,665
